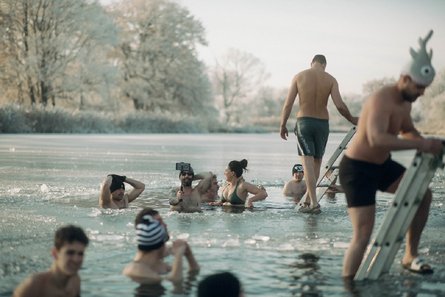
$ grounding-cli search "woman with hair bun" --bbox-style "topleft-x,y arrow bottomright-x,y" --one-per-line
211,159 -> 267,208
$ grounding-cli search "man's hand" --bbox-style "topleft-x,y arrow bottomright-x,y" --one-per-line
280,126 -> 289,140
419,138 -> 443,155
350,116 -> 359,126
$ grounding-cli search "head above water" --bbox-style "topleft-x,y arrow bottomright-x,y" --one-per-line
135,214 -> 168,252
312,54 -> 327,66
401,30 -> 435,87
292,164 -> 304,175
54,225 -> 89,250
198,272 -> 242,297
179,167 -> 194,178
228,159 -> 248,178
109,174 -> 125,193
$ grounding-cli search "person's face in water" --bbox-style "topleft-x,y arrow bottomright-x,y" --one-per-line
180,171 -> 194,187
293,171 -> 304,182
111,187 -> 125,200
52,241 -> 86,276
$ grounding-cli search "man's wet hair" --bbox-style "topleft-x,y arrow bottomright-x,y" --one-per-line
54,225 -> 89,250
312,54 -> 327,65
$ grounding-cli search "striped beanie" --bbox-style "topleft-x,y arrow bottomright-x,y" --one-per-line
136,215 -> 168,251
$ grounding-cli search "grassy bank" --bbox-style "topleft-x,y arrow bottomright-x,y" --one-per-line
0,105 -> 268,134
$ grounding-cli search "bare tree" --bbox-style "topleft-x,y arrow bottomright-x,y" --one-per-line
111,0 -> 214,115
0,0 -> 118,107
211,48 -> 269,124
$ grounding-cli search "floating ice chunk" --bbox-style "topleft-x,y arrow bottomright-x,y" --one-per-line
222,239 -> 240,247
8,188 -> 21,194
252,235 -> 270,242
244,239 -> 256,245
40,184 -> 49,193
177,233 -> 190,240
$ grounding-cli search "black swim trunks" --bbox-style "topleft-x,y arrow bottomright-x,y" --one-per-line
339,155 -> 405,207
294,117 -> 329,159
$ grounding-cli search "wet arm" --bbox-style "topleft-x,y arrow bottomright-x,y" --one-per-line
194,172 -> 214,194
184,243 -> 200,272
126,177 -> 145,203
245,183 -> 268,207
167,241 -> 186,283
280,76 -> 298,139
330,79 -> 358,125
99,176 -> 113,208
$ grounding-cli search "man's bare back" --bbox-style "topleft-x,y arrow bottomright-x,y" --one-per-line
294,67 -> 335,119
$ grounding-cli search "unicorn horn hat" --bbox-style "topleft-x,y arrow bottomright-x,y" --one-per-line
401,30 -> 436,86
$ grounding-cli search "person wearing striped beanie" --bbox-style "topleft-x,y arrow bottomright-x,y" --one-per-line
123,208 -> 200,284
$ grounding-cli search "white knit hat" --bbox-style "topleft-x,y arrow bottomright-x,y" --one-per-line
401,30 -> 435,86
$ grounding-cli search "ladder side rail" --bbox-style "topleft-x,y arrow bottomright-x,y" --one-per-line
316,126 -> 356,188
380,160 -> 438,274
368,166 -> 436,279
354,153 -> 439,280
315,127 -> 356,202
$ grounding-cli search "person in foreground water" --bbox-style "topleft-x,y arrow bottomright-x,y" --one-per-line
123,208 -> 200,284
339,30 -> 443,279
13,225 -> 89,297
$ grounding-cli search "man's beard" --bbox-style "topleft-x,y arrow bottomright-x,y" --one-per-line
181,179 -> 192,187
401,89 -> 417,103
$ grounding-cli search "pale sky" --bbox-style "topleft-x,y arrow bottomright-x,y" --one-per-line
176,0 -> 445,94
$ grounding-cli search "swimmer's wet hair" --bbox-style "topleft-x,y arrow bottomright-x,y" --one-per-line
312,54 -> 327,65
54,225 -> 89,250
228,159 -> 248,178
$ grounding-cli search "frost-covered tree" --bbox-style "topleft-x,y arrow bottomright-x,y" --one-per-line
111,0 -> 214,114
0,0 -> 118,107
211,48 -> 269,124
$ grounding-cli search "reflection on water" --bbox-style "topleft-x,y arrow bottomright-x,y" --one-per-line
0,134 -> 444,297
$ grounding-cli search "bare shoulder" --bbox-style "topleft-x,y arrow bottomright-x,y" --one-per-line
13,272 -> 48,297
368,86 -> 397,107
123,262 -> 162,284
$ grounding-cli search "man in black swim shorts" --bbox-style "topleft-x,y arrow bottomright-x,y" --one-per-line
339,30 -> 443,279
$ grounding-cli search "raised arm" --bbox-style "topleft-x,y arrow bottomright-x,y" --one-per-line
99,175 -> 113,208
330,79 -> 358,125
166,240 -> 187,283
184,242 -> 200,272
125,177 -> 145,203
280,76 -> 299,140
193,172 -> 214,195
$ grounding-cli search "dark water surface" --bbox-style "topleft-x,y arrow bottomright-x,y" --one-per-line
0,133 -> 444,296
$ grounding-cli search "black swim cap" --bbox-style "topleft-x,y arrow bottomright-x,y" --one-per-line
292,164 -> 304,174
109,174 -> 126,193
